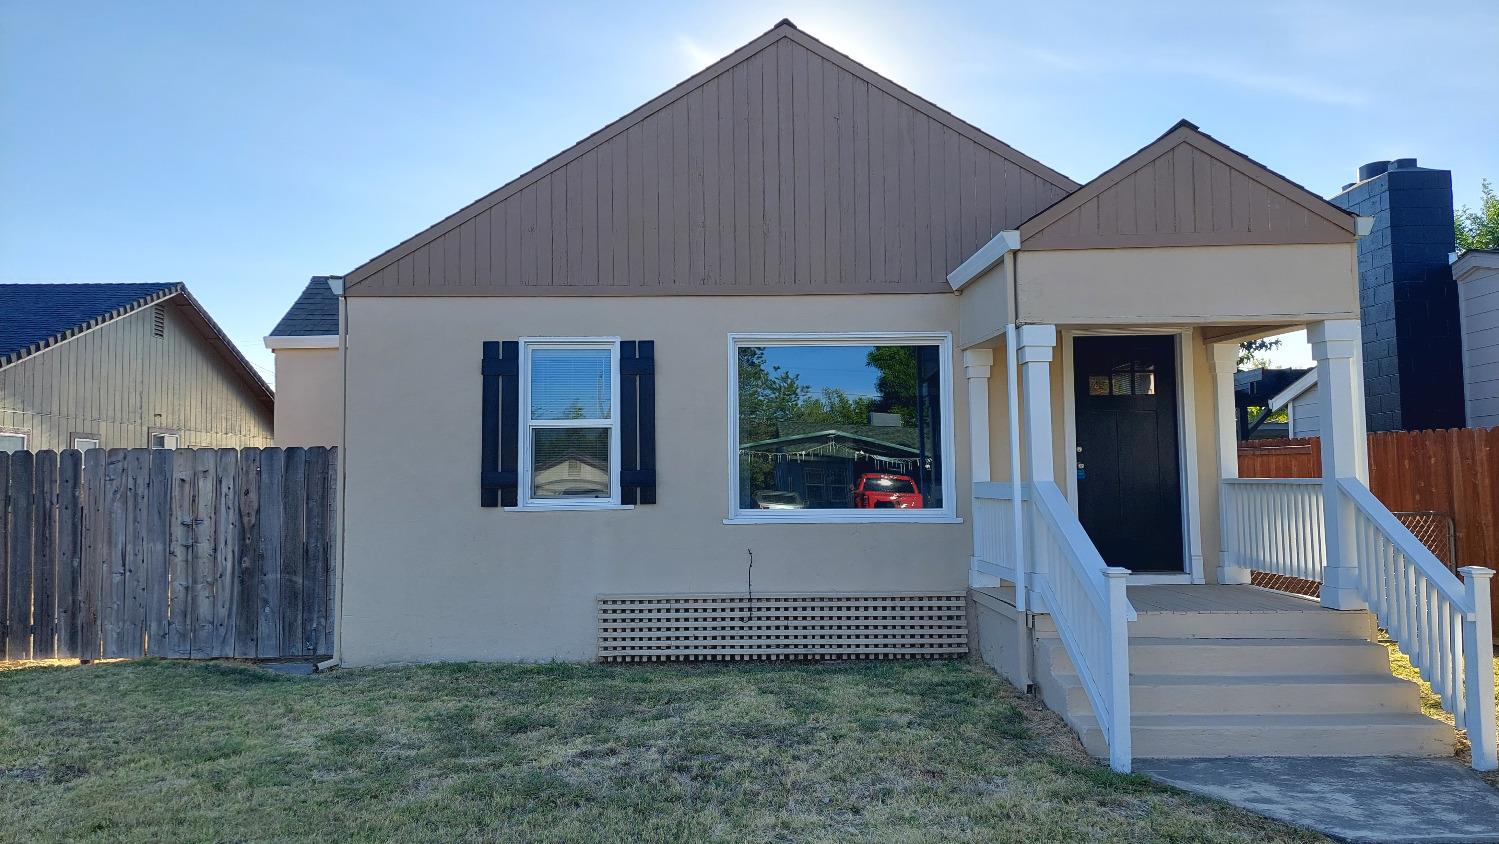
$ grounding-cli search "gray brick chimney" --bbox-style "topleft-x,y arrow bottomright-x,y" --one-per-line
1331,159 -> 1464,432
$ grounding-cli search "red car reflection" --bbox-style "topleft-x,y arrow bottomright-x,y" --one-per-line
851,473 -> 924,509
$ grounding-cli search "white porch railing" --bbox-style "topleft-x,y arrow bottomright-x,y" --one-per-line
1221,478 -> 1326,583
1029,482 -> 1135,773
1340,479 -> 1498,771
972,481 -> 1021,585
1221,476 -> 1497,771
972,480 -> 1135,772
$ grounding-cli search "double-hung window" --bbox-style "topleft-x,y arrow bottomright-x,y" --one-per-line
519,339 -> 621,508
728,332 -> 957,523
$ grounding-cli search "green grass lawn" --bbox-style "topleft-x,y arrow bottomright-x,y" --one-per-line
0,659 -> 1325,844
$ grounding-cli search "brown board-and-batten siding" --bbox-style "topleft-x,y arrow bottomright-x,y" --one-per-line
0,296 -> 273,451
1019,121 -> 1357,251
342,24 -> 1075,297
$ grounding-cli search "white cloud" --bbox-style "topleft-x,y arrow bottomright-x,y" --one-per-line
675,35 -> 718,72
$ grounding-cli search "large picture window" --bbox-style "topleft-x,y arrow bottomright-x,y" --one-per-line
729,333 -> 955,522
520,339 -> 620,507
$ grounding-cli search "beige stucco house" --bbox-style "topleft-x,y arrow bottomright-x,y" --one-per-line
265,276 -> 342,447
324,21 -> 1496,773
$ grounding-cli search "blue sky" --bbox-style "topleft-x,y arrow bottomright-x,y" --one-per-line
3,1 -> 1496,382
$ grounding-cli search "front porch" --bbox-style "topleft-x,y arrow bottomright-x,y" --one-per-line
960,317 -> 1497,773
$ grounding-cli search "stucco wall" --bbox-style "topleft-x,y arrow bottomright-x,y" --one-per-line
1016,244 -> 1358,326
339,293 -> 971,666
272,348 -> 342,446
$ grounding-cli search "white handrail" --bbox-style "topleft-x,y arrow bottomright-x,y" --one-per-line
1221,479 -> 1326,583
1029,481 -> 1134,772
1339,478 -> 1497,771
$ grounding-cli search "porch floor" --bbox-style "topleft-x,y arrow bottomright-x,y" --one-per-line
970,583 -> 1325,614
1128,584 -> 1322,614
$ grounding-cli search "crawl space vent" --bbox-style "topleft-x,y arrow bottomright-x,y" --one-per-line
597,593 -> 969,662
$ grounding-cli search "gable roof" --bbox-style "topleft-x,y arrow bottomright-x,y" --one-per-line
1018,120 -> 1359,250
269,276 -> 339,337
1,282 -> 181,362
1268,369 -> 1318,412
0,282 -> 273,410
343,20 -> 1077,297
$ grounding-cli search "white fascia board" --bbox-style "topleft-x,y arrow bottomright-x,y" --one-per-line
947,230 -> 1020,291
326,276 -> 345,295
1453,250 -> 1499,283
264,334 -> 339,350
1268,369 -> 1317,412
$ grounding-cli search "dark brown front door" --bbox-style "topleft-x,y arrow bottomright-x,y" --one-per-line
1073,335 -> 1184,572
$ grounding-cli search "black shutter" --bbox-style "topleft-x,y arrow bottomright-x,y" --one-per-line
620,340 -> 656,504
480,340 -> 519,507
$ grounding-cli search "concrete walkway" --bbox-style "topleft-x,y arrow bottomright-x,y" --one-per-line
1137,757 -> 1499,843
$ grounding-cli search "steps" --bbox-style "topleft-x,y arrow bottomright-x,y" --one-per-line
1034,587 -> 1457,760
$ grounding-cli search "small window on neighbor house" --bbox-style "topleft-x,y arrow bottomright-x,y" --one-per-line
150,432 -> 180,449
71,434 -> 100,452
153,304 -> 166,338
521,340 -> 618,505
0,430 -> 27,453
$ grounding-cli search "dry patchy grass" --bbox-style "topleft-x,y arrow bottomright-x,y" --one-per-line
0,659 -> 1325,843
1385,639 -> 1499,789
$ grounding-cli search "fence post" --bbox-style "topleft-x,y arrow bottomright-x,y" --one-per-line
1104,566 -> 1133,773
1460,566 -> 1497,771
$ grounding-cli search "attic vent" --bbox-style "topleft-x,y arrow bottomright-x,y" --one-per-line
597,593 -> 969,662
153,304 -> 166,338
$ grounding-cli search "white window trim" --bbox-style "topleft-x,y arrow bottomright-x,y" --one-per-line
0,427 -> 29,452
509,336 -> 628,512
725,331 -> 960,525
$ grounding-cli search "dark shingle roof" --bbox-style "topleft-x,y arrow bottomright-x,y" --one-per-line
0,282 -> 182,363
269,276 -> 339,337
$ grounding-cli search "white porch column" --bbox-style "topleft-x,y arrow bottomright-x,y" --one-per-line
1308,319 -> 1369,610
963,349 -> 994,485
1016,325 -> 1057,484
1210,343 -> 1251,585
964,348 -> 999,588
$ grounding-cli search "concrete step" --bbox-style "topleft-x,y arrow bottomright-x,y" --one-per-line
1128,608 -> 1375,640
1126,637 -> 1394,676
1055,672 -> 1422,718
1078,713 -> 1455,760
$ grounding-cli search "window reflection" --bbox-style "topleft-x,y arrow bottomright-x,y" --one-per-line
736,344 -> 944,512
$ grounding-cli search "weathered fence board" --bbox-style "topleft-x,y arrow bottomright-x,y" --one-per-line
32,450 -> 57,659
7,451 -> 33,660
0,447 -> 336,661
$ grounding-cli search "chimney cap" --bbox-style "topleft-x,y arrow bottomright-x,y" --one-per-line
1389,158 -> 1419,170
1358,161 -> 1390,181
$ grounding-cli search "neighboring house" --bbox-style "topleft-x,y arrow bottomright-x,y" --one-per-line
1454,249 -> 1499,428
1232,366 -> 1308,439
1267,369 -> 1321,438
1331,159 -> 1465,432
325,22 -> 1495,773
0,282 -> 273,452
264,276 -> 342,446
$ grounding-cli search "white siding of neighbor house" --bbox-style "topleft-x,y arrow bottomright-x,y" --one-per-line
1459,259 -> 1499,428
1288,383 -> 1321,438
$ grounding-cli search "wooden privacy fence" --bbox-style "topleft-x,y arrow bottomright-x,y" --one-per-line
1239,430 -> 1499,628
0,447 -> 336,661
